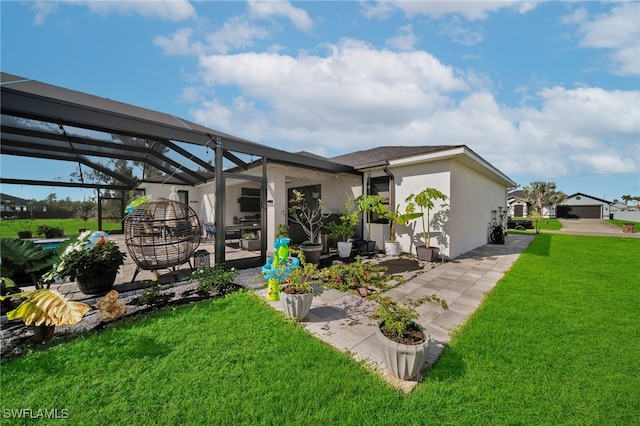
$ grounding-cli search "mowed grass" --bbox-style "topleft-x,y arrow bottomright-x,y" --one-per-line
1,234 -> 638,425
0,218 -> 119,239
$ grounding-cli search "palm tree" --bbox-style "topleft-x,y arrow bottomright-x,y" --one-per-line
519,181 -> 566,233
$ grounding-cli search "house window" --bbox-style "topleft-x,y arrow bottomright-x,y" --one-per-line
368,176 -> 390,223
177,190 -> 189,205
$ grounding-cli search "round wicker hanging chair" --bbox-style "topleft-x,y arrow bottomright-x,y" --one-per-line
124,199 -> 201,281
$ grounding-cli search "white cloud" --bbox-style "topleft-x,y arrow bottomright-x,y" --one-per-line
154,28 -> 205,56
390,1 -> 538,21
31,1 -> 57,25
189,38 -> 638,180
385,25 -> 419,51
438,16 -> 485,46
205,16 -> 270,54
570,2 -> 640,75
248,0 -> 313,31
77,0 -> 196,21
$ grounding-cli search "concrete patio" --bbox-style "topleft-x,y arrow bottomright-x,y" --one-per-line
243,233 -> 535,391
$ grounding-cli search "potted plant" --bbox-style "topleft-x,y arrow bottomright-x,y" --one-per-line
355,194 -> 387,255
15,216 -> 34,239
240,231 -> 261,251
0,288 -> 91,343
43,231 -> 126,296
287,189 -> 330,264
406,188 -> 448,261
278,248 -> 318,320
325,196 -> 359,258
0,238 -> 59,288
36,224 -> 65,239
380,204 -> 423,256
370,297 -> 430,380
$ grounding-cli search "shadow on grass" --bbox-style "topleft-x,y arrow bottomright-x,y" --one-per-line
425,346 -> 467,381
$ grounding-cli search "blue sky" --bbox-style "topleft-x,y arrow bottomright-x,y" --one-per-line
1,0 -> 639,202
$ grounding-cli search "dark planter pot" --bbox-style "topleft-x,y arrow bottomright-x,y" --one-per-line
17,231 -> 32,239
300,244 -> 322,264
357,240 -> 376,255
76,270 -> 118,296
376,325 -> 431,380
416,245 -> 439,262
30,324 -> 56,343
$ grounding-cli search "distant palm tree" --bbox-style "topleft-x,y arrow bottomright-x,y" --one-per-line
519,182 -> 566,233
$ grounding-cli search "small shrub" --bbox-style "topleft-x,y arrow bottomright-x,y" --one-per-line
36,224 -> 65,238
132,277 -> 174,306
188,264 -> 238,293
319,258 -> 391,292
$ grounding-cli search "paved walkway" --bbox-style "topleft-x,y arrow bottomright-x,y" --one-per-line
241,233 -> 535,391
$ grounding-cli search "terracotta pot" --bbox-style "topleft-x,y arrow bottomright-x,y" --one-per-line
76,270 -> 118,296
376,325 -> 430,380
280,292 -> 313,320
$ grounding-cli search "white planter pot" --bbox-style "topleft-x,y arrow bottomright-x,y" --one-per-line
384,241 -> 400,256
376,325 -> 431,380
280,292 -> 313,320
337,241 -> 352,258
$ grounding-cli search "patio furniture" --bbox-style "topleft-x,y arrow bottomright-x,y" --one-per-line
124,199 -> 202,281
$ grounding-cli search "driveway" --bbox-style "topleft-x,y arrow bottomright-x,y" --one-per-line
557,219 -> 640,237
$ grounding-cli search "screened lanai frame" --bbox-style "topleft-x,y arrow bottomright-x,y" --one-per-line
0,72 -> 358,267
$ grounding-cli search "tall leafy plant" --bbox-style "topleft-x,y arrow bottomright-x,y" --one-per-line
355,194 -> 386,241
381,204 -> 423,243
406,188 -> 448,248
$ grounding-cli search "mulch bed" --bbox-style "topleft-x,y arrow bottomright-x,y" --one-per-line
377,258 -> 422,275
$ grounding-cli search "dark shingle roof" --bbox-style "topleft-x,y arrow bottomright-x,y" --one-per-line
330,145 -> 458,169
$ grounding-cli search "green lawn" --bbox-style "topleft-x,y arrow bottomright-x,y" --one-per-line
609,218 -> 640,229
0,219 -> 120,239
510,216 -> 563,231
1,234 -> 638,424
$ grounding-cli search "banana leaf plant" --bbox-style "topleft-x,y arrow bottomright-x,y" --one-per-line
0,238 -> 61,289
380,204 -> 423,243
0,288 -> 91,327
405,188 -> 448,248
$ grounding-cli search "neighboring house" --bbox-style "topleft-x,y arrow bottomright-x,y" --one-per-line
609,202 -> 640,222
556,193 -> 611,219
507,189 -> 557,218
507,190 -> 532,218
143,145 -> 516,261
0,193 -> 45,217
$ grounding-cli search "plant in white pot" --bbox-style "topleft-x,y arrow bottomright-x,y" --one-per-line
325,196 -> 359,258
380,204 -> 423,257
287,189 -> 330,264
355,194 -> 386,255
405,188 -> 448,262
370,295 -> 448,381
278,248 -> 318,321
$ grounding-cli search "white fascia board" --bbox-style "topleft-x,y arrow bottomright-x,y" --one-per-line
389,146 -> 516,188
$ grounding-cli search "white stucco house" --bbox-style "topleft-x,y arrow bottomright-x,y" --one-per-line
142,145 -> 516,261
556,193 -> 611,219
